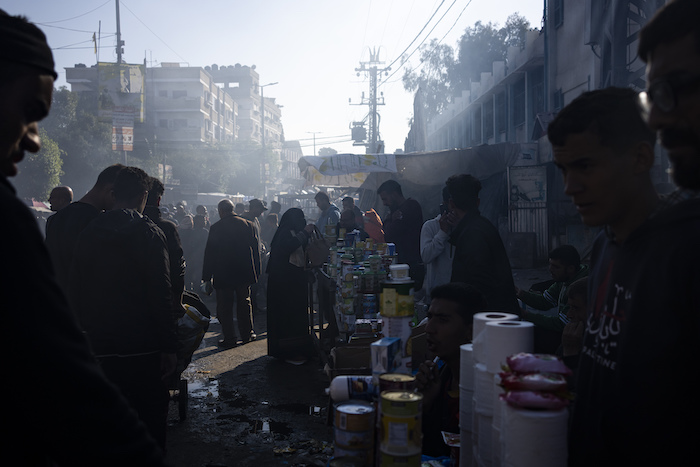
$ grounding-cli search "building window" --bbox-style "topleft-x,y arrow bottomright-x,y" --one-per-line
553,0 -> 564,28
496,92 -> 507,133
513,79 -> 526,126
484,98 -> 494,139
172,90 -> 187,99
174,119 -> 187,129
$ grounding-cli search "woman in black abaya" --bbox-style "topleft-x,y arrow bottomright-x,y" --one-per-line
266,208 -> 316,363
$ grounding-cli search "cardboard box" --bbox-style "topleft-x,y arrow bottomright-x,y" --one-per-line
327,345 -> 372,379
371,337 -> 401,382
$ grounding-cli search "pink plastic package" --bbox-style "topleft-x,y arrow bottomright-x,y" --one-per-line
499,372 -> 568,392
501,390 -> 570,410
505,352 -> 572,376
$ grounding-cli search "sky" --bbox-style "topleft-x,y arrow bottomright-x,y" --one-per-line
4,0 -> 545,156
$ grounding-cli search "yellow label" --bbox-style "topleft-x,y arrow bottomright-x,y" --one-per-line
381,288 -> 398,316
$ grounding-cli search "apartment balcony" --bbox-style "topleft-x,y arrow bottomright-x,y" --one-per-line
155,126 -> 204,143
151,96 -> 206,113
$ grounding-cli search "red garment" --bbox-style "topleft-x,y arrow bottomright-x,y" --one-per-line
363,208 -> 385,243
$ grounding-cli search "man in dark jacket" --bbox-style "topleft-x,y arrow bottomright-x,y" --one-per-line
445,174 -> 519,313
203,199 -> 261,348
378,179 -> 425,288
45,163 -> 124,296
145,176 -> 186,319
0,10 -> 168,464
70,166 -> 178,449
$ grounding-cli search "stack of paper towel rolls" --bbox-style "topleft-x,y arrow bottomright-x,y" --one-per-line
467,312 -> 523,467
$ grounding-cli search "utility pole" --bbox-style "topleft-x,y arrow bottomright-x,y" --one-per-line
115,0 -> 123,64
259,82 -> 278,195
351,47 -> 390,154
306,131 -> 322,156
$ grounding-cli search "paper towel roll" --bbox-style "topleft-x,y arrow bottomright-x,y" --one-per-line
476,412 -> 493,465
460,343 -> 474,389
502,405 -> 568,467
484,320 -> 535,374
460,426 -> 475,467
473,312 -> 519,364
492,374 -> 505,430
474,363 -> 494,415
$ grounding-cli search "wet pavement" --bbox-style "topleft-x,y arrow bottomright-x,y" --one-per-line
165,267 -> 551,466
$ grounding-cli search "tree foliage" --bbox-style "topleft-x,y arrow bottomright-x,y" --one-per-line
403,13 -> 533,122
14,128 -> 64,200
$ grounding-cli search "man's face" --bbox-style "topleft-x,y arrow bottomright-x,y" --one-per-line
425,298 -> 471,361
566,295 -> 587,323
379,191 -> 398,210
250,205 -> 264,218
553,131 -> 641,231
342,199 -> 352,211
315,197 -> 328,211
0,74 -> 53,177
645,33 -> 700,189
549,258 -> 574,282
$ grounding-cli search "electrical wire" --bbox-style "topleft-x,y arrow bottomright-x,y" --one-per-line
379,0 -> 460,87
119,1 -> 188,63
37,0 -> 111,24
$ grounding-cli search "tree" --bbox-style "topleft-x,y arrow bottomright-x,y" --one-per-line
14,128 -> 64,200
318,147 -> 338,157
41,87 -> 119,196
403,13 -> 532,122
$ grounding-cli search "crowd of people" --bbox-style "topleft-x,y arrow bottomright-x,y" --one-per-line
4,0 -> 700,464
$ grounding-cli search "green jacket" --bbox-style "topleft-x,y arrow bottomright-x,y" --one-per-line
520,264 -> 589,333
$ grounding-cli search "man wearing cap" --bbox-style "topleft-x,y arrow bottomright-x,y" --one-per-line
0,9 -> 167,464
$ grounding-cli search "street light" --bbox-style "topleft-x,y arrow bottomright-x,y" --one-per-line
259,82 -> 278,195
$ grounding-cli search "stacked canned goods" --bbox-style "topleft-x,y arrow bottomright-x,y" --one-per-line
378,391 -> 423,466
334,400 -> 377,465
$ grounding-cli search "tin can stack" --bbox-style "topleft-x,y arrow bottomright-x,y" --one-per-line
334,400 -> 377,465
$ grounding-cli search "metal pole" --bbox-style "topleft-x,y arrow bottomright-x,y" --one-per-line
115,0 -> 122,64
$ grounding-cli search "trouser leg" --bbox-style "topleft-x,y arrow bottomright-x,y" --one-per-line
216,288 -> 237,341
235,284 -> 254,339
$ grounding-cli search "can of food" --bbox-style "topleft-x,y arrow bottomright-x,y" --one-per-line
379,374 -> 416,393
380,281 -> 415,317
380,391 -> 423,417
361,293 -> 378,316
378,452 -> 422,466
334,427 -> 374,450
328,264 -> 338,279
329,246 -> 339,265
335,401 -> 375,432
386,243 -> 396,256
389,264 -> 410,281
379,392 -> 423,456
377,243 -> 388,255
333,446 -> 374,466
369,254 -> 383,273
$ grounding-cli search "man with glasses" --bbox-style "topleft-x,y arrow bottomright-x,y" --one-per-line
639,0 -> 700,193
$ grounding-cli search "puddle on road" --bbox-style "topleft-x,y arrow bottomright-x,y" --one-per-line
187,378 -> 219,403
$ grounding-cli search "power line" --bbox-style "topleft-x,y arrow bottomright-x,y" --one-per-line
52,35 -> 116,51
383,0 -> 445,72
295,134 -> 351,142
37,0 -> 111,24
438,0 -> 474,44
119,1 -> 188,63
379,0 -> 460,87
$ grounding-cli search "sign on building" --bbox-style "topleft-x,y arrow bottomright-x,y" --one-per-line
98,62 -> 145,123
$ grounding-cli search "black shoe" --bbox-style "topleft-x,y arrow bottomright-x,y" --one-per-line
217,339 -> 238,349
242,333 -> 257,344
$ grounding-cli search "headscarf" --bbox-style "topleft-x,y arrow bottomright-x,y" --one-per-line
270,208 -> 306,250
0,10 -> 57,79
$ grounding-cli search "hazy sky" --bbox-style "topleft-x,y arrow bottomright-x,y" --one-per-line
4,0 -> 544,155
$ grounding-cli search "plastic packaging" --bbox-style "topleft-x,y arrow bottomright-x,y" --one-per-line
328,375 -> 378,402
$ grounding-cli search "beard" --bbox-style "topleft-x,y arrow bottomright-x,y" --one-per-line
660,128 -> 700,190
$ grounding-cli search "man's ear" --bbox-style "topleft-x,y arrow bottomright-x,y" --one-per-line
633,141 -> 655,174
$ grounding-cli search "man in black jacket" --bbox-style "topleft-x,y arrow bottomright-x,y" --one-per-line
70,166 -> 178,449
203,199 -> 261,348
145,176 -> 186,320
0,10 -> 168,465
445,174 -> 519,313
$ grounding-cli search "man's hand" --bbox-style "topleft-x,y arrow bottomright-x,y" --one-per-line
438,211 -> 458,233
415,359 -> 441,413
562,321 -> 585,357
160,352 -> 178,380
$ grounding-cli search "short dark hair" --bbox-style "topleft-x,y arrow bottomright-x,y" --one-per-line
638,0 -> 700,63
95,164 -> 125,187
342,196 -> 355,205
446,174 -> 481,211
549,245 -> 580,268
567,277 -> 588,302
547,87 -> 656,152
219,199 -> 235,214
315,191 -> 330,203
377,179 -> 403,196
441,184 -> 451,204
146,177 -> 164,206
430,282 -> 487,326
113,166 -> 149,203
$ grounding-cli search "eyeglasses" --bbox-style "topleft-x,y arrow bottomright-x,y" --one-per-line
645,73 -> 700,113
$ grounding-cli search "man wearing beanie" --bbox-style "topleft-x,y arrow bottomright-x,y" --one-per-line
0,10 -> 168,465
